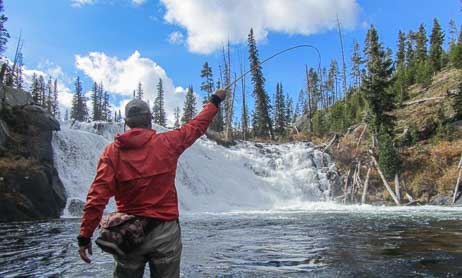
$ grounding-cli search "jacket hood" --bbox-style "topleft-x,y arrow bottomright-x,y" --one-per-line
115,128 -> 156,149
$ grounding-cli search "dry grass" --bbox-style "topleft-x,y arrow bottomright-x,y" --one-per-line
0,157 -> 40,175
401,138 -> 462,200
394,68 -> 461,135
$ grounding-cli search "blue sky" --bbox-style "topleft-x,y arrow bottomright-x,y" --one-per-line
4,0 -> 460,123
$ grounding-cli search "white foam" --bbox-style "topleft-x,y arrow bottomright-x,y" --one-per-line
52,122 -> 337,215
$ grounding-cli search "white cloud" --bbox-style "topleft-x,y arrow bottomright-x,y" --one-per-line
167,31 -> 185,45
71,0 -> 96,7
75,51 -> 192,125
160,0 -> 361,54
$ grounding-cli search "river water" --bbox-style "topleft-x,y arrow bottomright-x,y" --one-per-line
1,204 -> 462,277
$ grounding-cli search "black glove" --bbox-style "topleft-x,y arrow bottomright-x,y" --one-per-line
77,235 -> 91,247
210,94 -> 223,107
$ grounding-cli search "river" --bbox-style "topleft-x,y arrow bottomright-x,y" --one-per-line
1,204 -> 462,277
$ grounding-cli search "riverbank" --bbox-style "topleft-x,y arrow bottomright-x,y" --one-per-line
302,68 -> 462,206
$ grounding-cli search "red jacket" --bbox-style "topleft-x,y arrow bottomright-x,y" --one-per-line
79,102 -> 218,238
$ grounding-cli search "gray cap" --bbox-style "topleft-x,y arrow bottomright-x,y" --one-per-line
125,99 -> 151,119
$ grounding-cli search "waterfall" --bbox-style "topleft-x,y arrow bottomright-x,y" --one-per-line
52,122 -> 338,216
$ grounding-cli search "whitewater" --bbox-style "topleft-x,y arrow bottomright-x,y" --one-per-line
3,121 -> 462,277
51,122 -> 338,216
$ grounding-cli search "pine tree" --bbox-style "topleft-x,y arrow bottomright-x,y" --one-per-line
378,127 -> 400,179
394,30 -> 408,104
429,18 -> 445,73
458,23 -> 462,45
71,76 -> 88,122
294,89 -> 305,123
153,78 -> 166,127
52,79 -> 60,119
362,25 -> 395,135
405,31 -> 416,85
307,68 -> 320,112
136,82 -> 143,100
274,83 -> 287,136
328,59 -> 339,103
14,51 -> 23,91
38,75 -> 47,108
450,25 -> 462,68
91,82 -> 100,121
248,28 -> 274,139
64,109 -> 69,121
0,0 -> 9,55
285,95 -> 293,127
31,73 -> 40,104
181,86 -> 197,124
415,60 -> 432,86
415,24 -> 428,63
102,91 -> 110,121
200,62 -> 214,98
351,40 -> 362,93
449,19 -> 457,47
46,78 -> 54,113
174,106 -> 181,128
241,68 -> 249,140
396,30 -> 406,66
454,81 -> 462,120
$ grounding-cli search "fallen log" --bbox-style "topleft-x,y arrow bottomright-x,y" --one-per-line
394,174 -> 401,202
452,154 -> 462,204
405,200 -> 420,206
353,161 -> 362,203
405,192 -> 415,203
371,155 -> 401,206
356,124 -> 367,147
323,134 -> 338,154
343,168 -> 352,204
361,167 -> 371,205
402,96 -> 445,106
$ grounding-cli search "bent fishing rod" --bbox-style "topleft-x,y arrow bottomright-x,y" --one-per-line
222,44 -> 322,91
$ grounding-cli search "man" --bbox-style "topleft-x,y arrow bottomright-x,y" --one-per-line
77,89 -> 226,277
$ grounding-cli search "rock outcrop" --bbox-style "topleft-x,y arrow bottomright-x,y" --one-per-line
0,86 -> 66,221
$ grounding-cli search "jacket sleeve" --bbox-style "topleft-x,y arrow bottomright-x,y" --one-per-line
79,146 -> 116,238
163,102 -> 218,156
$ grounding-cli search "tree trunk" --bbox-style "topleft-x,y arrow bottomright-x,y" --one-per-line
371,155 -> 401,205
343,168 -> 352,204
323,134 -> 337,153
361,167 -> 371,204
452,155 -> 462,204
394,174 -> 401,202
356,124 -> 367,147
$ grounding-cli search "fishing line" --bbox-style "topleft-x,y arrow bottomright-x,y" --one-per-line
223,44 -> 322,91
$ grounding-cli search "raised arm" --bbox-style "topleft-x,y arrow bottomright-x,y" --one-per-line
78,145 -> 116,263
163,90 -> 226,155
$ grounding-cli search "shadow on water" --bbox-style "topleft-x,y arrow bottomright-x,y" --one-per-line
1,208 -> 462,277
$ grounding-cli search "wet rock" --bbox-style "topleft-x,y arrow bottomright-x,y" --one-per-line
0,86 -> 66,222
429,194 -> 452,205
429,193 -> 462,206
68,199 -> 85,217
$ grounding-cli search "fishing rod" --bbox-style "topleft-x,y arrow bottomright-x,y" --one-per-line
222,44 -> 322,91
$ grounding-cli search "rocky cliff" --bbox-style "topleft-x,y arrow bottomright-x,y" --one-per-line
0,86 -> 66,221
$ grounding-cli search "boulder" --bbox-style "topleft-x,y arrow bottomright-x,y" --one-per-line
0,86 -> 66,222
68,199 -> 85,217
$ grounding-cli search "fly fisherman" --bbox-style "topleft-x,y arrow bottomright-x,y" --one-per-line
77,89 -> 227,277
